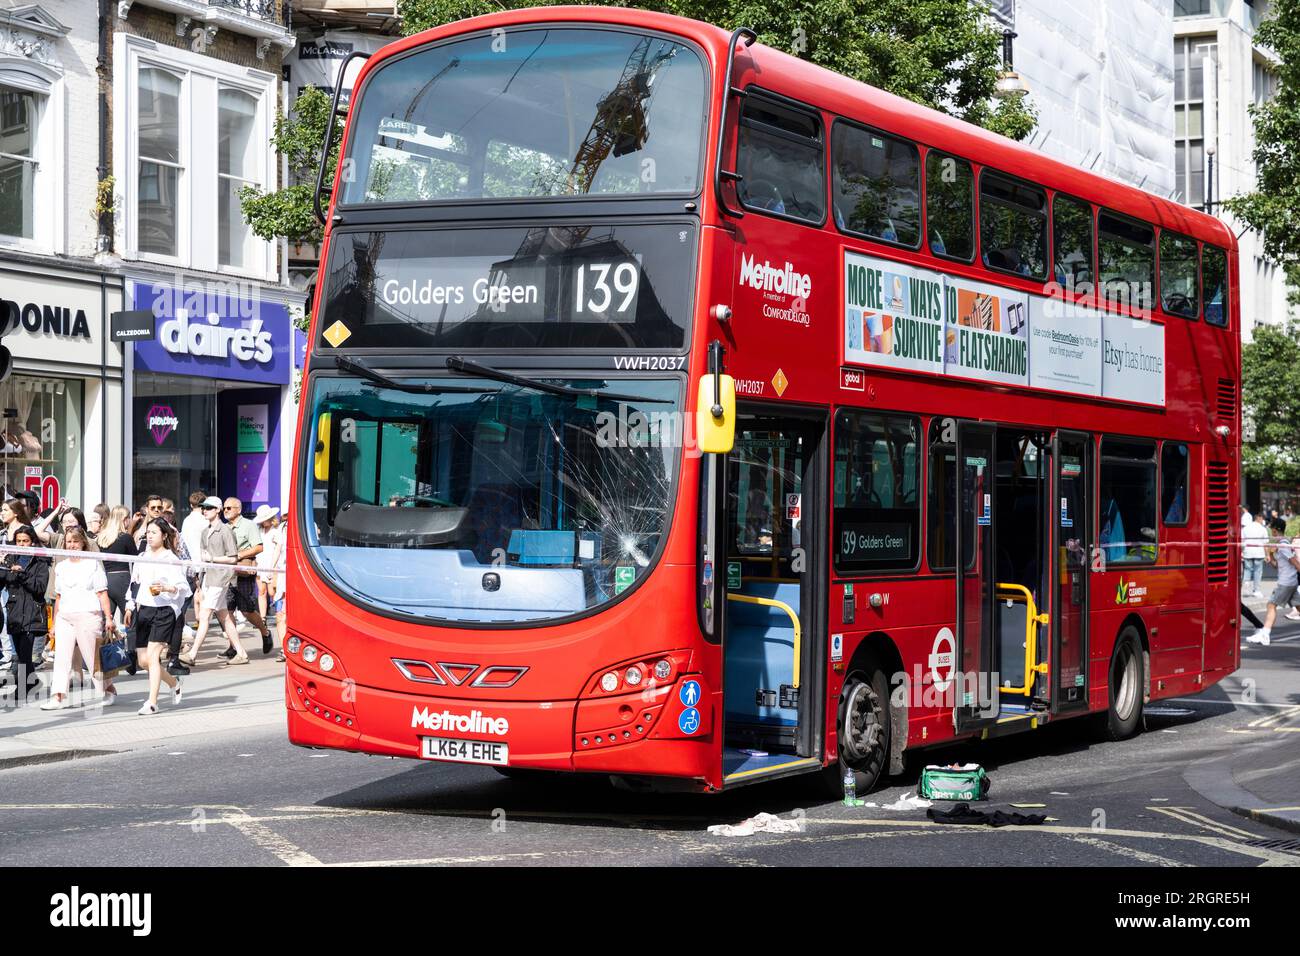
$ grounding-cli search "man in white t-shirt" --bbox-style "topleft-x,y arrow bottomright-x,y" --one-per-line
1242,513 -> 1270,598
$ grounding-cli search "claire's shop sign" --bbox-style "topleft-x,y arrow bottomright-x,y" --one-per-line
131,281 -> 291,385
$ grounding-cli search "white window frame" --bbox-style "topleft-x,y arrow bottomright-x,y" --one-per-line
114,34 -> 276,280
0,58 -> 63,254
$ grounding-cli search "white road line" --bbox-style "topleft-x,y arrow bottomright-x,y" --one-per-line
1168,698 -> 1299,709
219,807 -> 322,867
1065,835 -> 1191,867
1148,805 -> 1256,840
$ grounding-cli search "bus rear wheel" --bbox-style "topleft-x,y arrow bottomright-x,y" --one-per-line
1101,628 -> 1144,741
817,663 -> 891,798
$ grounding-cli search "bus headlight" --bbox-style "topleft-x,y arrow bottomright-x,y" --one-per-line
287,636 -> 302,655
600,672 -> 620,693
319,654 -> 335,673
625,665 -> 643,686
303,645 -> 319,664
654,659 -> 672,680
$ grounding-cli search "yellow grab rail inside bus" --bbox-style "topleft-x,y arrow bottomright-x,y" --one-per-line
995,582 -> 1049,697
726,592 -> 802,688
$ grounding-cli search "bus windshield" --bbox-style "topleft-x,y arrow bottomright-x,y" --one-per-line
304,375 -> 681,624
340,27 -> 707,205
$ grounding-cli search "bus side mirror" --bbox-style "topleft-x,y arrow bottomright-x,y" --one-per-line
696,374 -> 735,454
313,412 -> 332,482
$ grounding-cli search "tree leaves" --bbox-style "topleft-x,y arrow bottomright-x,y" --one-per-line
1221,0 -> 1300,270
1243,323 -> 1300,483
243,1 -> 1035,244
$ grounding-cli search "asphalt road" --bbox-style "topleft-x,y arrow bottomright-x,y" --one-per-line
1,629 -> 1297,867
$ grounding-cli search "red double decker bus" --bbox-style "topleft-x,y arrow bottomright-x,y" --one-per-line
287,6 -> 1240,793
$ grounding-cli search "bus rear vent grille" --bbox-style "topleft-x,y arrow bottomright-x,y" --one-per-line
1206,461 -> 1231,584
1217,378 -> 1236,420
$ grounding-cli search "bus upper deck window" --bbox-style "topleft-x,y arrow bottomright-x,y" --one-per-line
1159,231 -> 1199,318
1052,194 -> 1093,290
736,95 -> 825,224
1099,211 -> 1155,311
979,171 -> 1047,280
340,29 -> 707,205
832,123 -> 919,247
926,151 -> 973,262
1203,244 -> 1229,327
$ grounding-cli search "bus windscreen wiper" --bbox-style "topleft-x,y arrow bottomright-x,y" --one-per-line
445,356 -> 672,403
335,355 -> 487,394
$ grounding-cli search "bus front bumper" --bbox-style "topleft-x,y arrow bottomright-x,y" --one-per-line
285,662 -> 717,780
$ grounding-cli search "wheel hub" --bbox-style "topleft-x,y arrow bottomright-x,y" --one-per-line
842,680 -> 883,763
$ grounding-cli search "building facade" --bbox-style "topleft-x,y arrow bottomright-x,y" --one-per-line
0,2 -> 126,510
109,0 -> 297,510
1174,0 -> 1294,337
1001,0 -> 1177,195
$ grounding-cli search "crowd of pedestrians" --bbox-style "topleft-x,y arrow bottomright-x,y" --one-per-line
0,488 -> 286,714
1241,503 -> 1299,647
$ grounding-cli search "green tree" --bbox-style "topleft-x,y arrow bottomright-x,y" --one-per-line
242,0 -> 1035,241
399,0 -> 1036,138
1222,0 -> 1300,270
239,86 -> 340,246
1242,323 -> 1300,484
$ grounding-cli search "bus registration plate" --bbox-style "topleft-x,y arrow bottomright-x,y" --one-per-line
421,736 -> 509,766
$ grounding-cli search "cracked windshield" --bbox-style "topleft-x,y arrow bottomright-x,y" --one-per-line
306,376 -> 681,624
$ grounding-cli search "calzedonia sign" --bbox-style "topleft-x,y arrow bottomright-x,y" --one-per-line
130,280 -> 291,386
842,250 -> 1164,407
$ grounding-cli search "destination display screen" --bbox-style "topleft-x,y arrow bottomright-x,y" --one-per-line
316,222 -> 696,352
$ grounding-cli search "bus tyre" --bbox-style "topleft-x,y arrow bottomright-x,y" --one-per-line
1102,628 -> 1144,741
819,664 -> 891,797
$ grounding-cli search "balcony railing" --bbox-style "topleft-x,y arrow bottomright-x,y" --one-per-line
209,0 -> 277,20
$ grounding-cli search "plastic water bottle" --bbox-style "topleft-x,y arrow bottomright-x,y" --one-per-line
842,767 -> 857,806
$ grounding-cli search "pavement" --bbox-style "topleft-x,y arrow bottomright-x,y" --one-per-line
0,624 -> 285,768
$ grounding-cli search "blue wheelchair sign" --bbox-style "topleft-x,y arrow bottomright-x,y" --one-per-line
678,707 -> 701,735
679,680 -> 701,708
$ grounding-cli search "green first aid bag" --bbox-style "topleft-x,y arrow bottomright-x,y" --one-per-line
919,764 -> 990,801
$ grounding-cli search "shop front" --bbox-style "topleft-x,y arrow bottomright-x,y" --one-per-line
0,260 -> 125,510
129,278 -> 293,512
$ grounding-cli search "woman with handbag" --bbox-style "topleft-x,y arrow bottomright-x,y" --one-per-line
41,527 -> 116,710
125,518 -> 190,715
0,525 -> 48,702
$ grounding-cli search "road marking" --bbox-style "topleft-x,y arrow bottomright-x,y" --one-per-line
1169,698 -> 1299,709
219,807 -> 322,867
1249,705 -> 1300,729
1148,806 -> 1257,840
1065,835 -> 1190,867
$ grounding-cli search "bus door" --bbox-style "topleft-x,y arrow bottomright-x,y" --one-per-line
719,410 -> 826,781
1052,431 -> 1091,712
954,422 -> 1000,731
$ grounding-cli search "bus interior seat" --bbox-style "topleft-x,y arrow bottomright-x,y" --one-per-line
467,483 -> 536,564
725,580 -> 799,731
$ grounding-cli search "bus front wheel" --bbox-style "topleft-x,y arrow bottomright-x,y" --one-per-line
818,664 -> 891,798
1100,627 -> 1145,741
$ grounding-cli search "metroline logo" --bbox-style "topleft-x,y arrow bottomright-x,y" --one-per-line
739,253 -> 812,299
411,706 -> 509,736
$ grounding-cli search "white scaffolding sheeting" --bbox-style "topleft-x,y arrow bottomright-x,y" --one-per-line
1014,0 -> 1175,196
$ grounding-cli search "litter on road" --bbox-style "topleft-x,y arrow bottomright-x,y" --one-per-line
706,812 -> 804,837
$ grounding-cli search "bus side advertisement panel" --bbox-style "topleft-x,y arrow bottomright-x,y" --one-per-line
840,249 -> 1165,408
